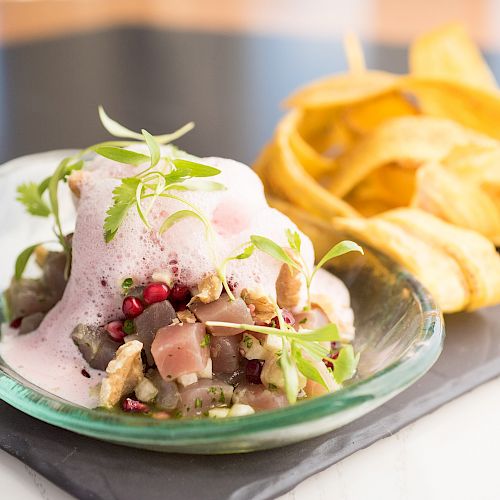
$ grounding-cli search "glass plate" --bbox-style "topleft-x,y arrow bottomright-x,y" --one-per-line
0,152 -> 444,454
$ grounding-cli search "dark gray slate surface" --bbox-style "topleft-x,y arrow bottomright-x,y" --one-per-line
1,306 -> 499,500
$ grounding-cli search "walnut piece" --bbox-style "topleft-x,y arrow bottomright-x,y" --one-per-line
275,249 -> 303,310
99,340 -> 144,409
177,309 -> 197,323
241,287 -> 276,323
34,245 -> 48,267
190,274 -> 223,304
68,170 -> 85,198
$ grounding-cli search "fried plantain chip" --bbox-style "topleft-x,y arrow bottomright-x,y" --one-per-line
328,116 -> 493,198
410,23 -> 497,91
400,77 -> 500,139
333,215 -> 470,312
412,162 -> 500,245
381,208 -> 500,310
285,71 -> 398,109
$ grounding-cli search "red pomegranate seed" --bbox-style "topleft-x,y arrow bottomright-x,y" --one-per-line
9,317 -> 22,329
246,359 -> 264,384
170,284 -> 190,302
271,309 -> 295,328
122,296 -> 144,318
106,320 -> 126,341
122,398 -> 150,413
143,282 -> 170,305
323,351 -> 339,369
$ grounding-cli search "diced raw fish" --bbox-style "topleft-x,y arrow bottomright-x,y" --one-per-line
133,300 -> 176,365
210,334 -> 242,373
294,307 -> 329,330
19,312 -> 45,335
233,383 -> 289,410
189,294 -> 253,336
216,366 -> 246,386
42,251 -> 67,299
178,379 -> 234,417
148,370 -> 180,410
71,324 -> 120,370
151,323 -> 209,380
5,279 -> 57,319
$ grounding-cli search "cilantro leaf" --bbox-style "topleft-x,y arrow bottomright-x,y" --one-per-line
250,235 -> 301,271
314,240 -> 364,276
14,243 -> 42,280
171,159 -> 221,178
294,348 -> 328,389
104,178 -> 141,242
16,183 -> 51,217
93,146 -> 150,166
333,345 -> 360,384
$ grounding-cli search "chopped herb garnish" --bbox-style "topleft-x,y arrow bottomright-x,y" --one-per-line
200,333 -> 211,348
243,335 -> 253,349
195,397 -> 202,409
267,383 -> 278,391
299,317 -> 308,325
121,277 -> 134,293
123,319 -> 135,334
218,389 -> 226,404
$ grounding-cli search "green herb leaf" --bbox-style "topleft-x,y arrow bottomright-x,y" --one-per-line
121,277 -> 134,293
16,183 -> 51,217
159,209 -> 205,235
294,349 -> 328,389
250,235 -> 301,271
98,106 -> 195,145
279,338 -> 299,404
93,146 -> 150,166
171,159 -> 221,178
205,321 -> 340,342
49,158 -> 71,249
314,240 -> 364,275
285,228 -> 301,253
200,333 -> 211,348
103,177 -> 141,242
14,243 -> 41,280
333,345 -> 360,384
123,319 -> 135,335
166,180 -> 226,192
235,245 -> 255,260
142,129 -> 160,168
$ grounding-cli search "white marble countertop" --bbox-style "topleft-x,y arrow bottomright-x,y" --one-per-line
1,375 -> 498,500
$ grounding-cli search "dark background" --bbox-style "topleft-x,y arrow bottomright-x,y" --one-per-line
0,27 -> 409,166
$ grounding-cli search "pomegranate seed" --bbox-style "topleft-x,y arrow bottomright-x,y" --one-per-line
122,398 -> 150,413
270,309 -> 295,328
106,320 -> 126,341
246,359 -> 264,384
81,368 -> 91,378
9,317 -> 22,329
170,284 -> 190,302
122,296 -> 144,318
323,351 -> 339,369
143,282 -> 170,304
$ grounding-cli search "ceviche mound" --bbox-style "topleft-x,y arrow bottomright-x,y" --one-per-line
1,109 -> 362,419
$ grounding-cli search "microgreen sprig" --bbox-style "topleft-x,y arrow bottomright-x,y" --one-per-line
251,231 -> 364,309
14,107 -> 196,279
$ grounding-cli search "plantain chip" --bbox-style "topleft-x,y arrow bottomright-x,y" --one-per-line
400,77 -> 500,139
380,208 -> 500,310
412,162 -> 500,245
285,71 -> 398,109
328,116 -> 494,198
342,90 -> 420,137
333,215 -> 470,312
409,23 -> 497,91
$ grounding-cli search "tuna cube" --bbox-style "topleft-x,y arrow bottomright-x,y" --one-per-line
178,379 -> 234,417
210,334 -> 242,373
151,323 -> 209,381
189,294 -> 253,336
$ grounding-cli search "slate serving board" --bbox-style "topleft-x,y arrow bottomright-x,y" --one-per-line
1,27 -> 500,500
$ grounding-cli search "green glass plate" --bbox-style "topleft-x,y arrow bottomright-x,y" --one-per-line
0,152 -> 444,454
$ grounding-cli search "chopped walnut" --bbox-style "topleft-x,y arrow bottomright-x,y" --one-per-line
177,309 -> 197,323
68,170 -> 85,198
275,249 -> 303,310
190,274 -> 223,304
99,340 -> 144,409
34,245 -> 48,267
241,287 -> 276,323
